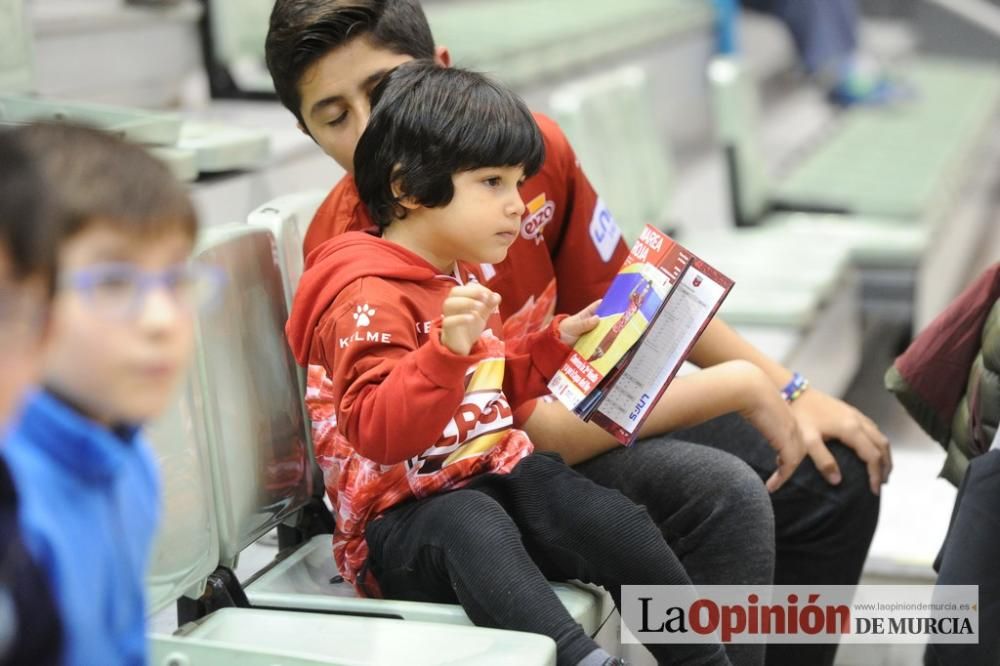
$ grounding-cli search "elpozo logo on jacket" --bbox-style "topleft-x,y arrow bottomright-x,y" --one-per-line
521,193 -> 556,245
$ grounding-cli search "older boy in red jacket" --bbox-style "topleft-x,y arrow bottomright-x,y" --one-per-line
287,61 -> 733,666
269,2 -> 890,664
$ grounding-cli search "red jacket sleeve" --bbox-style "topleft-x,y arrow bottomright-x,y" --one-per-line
502,315 -> 571,410
539,115 -> 630,315
320,294 -> 486,466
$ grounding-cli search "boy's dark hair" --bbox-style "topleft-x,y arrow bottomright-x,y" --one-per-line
15,122 -> 197,242
266,0 -> 435,126
355,61 -> 544,230
0,130 -> 56,290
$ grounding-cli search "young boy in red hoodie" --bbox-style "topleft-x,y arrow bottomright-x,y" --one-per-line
286,61 -> 731,666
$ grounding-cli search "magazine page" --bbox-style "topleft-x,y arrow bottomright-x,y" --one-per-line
548,226 -> 689,413
590,259 -> 734,444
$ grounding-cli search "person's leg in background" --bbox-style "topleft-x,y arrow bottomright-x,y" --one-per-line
924,450 -> 1000,665
575,437 -> 774,666
741,0 -> 858,79
672,413 -> 880,666
738,0 -> 908,106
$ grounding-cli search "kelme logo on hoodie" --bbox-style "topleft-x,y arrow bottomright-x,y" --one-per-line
353,304 -> 376,328
340,303 -> 392,349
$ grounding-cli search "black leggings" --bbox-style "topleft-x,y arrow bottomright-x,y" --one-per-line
364,452 -> 731,666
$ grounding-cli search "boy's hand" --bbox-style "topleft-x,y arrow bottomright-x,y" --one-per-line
559,301 -> 601,345
731,362 -> 808,493
441,284 -> 501,356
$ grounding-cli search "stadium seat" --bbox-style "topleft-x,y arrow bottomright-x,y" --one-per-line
200,0 -> 714,94
710,56 -> 1000,223
771,59 -> 1000,220
549,66 -> 673,246
0,0 -> 270,182
708,55 -> 1000,327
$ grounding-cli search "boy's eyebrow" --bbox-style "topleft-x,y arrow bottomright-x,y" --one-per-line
87,248 -> 134,264
308,68 -> 395,120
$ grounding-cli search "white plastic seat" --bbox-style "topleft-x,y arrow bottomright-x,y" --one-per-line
192,224 -> 605,638
676,226 -> 863,395
142,232 -> 556,665
550,66 -> 673,245
246,189 -> 327,309
157,610 -> 555,666
246,190 -> 326,408
192,226 -> 315,568
245,533 -> 602,630
677,227 -> 855,327
176,122 -> 271,174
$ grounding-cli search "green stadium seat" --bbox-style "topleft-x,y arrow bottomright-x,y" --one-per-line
772,59 -> 1000,220
246,190 -> 327,317
676,229 -> 863,397
426,0 -> 712,88
678,227 -> 855,329
710,55 -> 1000,224
707,55 -> 1000,327
202,0 -> 714,94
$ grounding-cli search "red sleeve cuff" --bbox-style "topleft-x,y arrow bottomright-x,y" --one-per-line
414,318 -> 486,388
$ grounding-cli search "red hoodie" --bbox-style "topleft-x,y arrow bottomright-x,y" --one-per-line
286,231 -> 571,591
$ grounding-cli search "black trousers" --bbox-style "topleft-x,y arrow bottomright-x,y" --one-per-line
925,450 -> 1000,666
577,413 -> 880,666
364,452 -> 731,666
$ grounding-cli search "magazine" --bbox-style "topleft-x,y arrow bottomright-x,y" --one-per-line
547,225 -> 734,444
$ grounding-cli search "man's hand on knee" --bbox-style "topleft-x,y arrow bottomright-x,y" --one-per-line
791,389 -> 892,495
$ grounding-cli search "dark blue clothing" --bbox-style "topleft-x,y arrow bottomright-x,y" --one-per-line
740,0 -> 859,75
3,391 -> 161,666
0,455 -> 61,666
926,450 -> 1000,665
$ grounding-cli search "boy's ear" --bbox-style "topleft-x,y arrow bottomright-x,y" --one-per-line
434,45 -> 452,68
390,176 -> 420,211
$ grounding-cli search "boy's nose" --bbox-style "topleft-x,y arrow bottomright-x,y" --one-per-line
509,195 -> 526,218
137,286 -> 184,332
